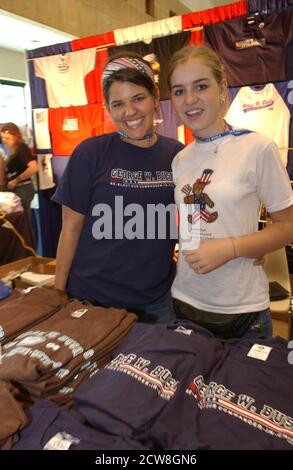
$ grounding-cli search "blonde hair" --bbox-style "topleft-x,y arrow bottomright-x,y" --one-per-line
167,45 -> 226,89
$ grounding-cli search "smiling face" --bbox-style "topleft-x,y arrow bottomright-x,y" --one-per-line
170,57 -> 226,139
107,81 -> 158,143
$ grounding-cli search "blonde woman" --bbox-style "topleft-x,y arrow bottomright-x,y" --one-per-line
168,45 -> 293,339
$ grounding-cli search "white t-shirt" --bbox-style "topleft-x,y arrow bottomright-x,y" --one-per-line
37,154 -> 55,190
33,109 -> 51,149
172,131 -> 293,314
34,48 -> 96,108
225,84 -> 290,166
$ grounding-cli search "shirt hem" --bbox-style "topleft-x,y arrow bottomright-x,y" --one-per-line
171,288 -> 270,314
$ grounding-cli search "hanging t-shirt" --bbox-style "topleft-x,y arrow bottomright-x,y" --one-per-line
33,109 -> 51,150
84,48 -> 109,105
114,16 -> 182,45
225,84 -> 290,166
108,31 -> 191,100
48,104 -> 103,156
204,10 -> 293,87
37,154 -> 55,190
34,48 -> 96,108
154,100 -> 179,140
102,106 -> 117,134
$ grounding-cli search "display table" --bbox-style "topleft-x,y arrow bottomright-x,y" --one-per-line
0,211 -> 35,265
0,256 -> 55,288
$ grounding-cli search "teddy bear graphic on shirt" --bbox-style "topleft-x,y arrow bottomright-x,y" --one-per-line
181,169 -> 218,224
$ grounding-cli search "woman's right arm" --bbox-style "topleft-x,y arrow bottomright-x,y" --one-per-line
55,205 -> 85,291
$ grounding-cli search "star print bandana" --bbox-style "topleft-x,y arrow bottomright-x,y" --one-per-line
102,57 -> 155,85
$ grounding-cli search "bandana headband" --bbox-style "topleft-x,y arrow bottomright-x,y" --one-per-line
102,57 -> 155,86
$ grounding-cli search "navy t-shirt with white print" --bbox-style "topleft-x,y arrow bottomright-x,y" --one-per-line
52,132 -> 183,308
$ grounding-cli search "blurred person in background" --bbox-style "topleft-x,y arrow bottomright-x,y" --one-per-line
0,122 -> 38,222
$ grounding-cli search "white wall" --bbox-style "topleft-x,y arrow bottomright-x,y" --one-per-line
0,46 -> 27,82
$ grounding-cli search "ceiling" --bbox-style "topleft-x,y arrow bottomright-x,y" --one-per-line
0,9 -> 76,53
0,2 -> 237,54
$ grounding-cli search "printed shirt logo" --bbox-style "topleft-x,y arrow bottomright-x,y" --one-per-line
106,353 -> 179,400
235,38 -> 266,49
110,168 -> 174,188
17,336 -> 46,346
181,169 -> 218,224
242,99 -> 274,113
35,111 -> 46,124
62,118 -> 79,131
41,156 -> 49,172
57,55 -> 69,73
186,375 -> 293,446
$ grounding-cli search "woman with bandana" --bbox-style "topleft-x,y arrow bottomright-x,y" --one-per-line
53,53 -> 183,322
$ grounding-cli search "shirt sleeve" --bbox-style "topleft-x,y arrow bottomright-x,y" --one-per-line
52,141 -> 95,215
19,144 -> 35,164
34,56 -> 47,80
256,141 -> 293,213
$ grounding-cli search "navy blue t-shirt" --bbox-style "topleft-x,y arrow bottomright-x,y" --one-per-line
53,132 -> 183,308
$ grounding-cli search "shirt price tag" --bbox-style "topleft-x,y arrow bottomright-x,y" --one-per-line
174,326 -> 193,336
71,308 -> 88,318
43,432 -> 80,450
247,344 -> 272,361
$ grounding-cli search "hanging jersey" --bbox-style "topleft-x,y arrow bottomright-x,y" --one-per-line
84,49 -> 108,105
154,100 -> 179,140
34,48 -> 96,107
204,10 -> 293,87
33,109 -> 51,150
114,16 -> 182,45
37,154 -> 55,190
48,104 -> 103,156
226,84 -> 290,166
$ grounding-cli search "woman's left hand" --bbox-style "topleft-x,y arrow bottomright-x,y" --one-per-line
184,238 -> 235,274
7,179 -> 17,190
253,255 -> 265,267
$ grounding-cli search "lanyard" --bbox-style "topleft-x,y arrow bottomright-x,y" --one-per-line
194,124 -> 252,142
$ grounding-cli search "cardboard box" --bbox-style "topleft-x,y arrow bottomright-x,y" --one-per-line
0,256 -> 55,288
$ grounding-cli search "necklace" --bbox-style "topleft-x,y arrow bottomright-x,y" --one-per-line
117,130 -> 155,144
194,123 -> 232,154
194,124 -> 252,154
